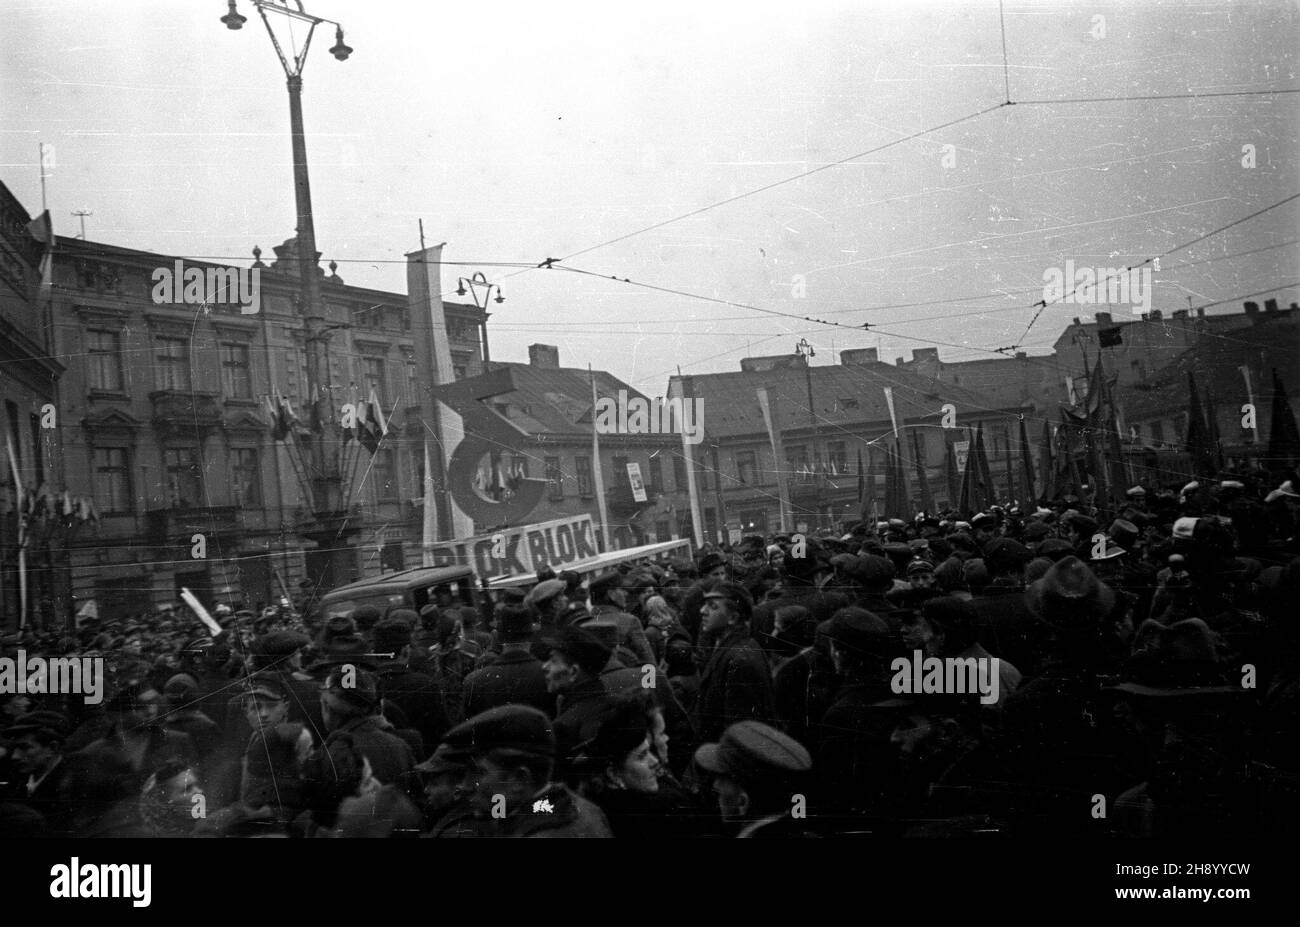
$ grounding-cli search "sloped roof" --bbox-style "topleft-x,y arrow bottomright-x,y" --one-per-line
680,359 -> 1023,440
1125,315 -> 1300,420
469,362 -> 647,437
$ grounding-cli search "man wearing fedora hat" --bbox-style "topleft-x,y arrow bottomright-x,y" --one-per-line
463,604 -> 554,717
694,582 -> 776,743
1109,616 -> 1252,838
3,710 -> 74,834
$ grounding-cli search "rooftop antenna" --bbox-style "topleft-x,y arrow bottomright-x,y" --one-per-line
71,209 -> 92,240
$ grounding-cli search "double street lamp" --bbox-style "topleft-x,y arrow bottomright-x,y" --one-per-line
221,1 -> 351,516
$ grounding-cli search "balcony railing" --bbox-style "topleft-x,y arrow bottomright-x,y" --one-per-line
149,390 -> 223,435
146,504 -> 241,543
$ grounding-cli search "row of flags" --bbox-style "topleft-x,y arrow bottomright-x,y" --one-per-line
264,387 -> 389,454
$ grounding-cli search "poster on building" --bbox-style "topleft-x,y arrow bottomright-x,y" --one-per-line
627,462 -> 648,502
424,514 -> 601,581
954,440 -> 970,473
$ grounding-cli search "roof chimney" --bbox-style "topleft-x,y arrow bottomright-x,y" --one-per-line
1172,309 -> 1188,320
840,347 -> 879,365
1095,311 -> 1113,325
1015,351 -> 1026,359
1265,298 -> 1279,313
1149,309 -> 1161,320
912,347 -> 939,363
528,344 -> 559,368
895,357 -> 905,367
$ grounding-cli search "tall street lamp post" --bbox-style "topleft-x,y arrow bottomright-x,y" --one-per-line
222,0 -> 352,515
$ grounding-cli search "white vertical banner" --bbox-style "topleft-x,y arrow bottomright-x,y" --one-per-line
674,374 -> 704,547
627,462 -> 648,503
883,386 -> 899,438
590,367 -> 611,551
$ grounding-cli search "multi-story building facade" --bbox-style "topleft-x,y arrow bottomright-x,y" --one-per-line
1,182 -> 66,627
680,349 -> 1027,536
46,229 -> 485,623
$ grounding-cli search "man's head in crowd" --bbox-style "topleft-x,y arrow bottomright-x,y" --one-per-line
699,552 -> 730,583
694,721 -> 812,828
442,706 -> 558,819
543,625 -> 610,695
5,711 -> 68,781
524,579 -> 568,626
701,582 -> 754,636
242,672 -> 290,733
321,665 -> 380,732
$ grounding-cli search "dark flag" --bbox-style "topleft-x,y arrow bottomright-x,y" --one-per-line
1038,419 -> 1054,503
1001,432 -> 1015,504
1098,326 -> 1123,348
1020,414 -> 1037,503
911,428 -> 933,514
856,448 -> 865,510
1268,367 -> 1300,472
972,424 -> 992,511
1204,381 -> 1224,473
861,446 -> 878,522
944,440 -> 960,511
895,437 -> 911,517
883,442 -> 898,518
1185,372 -> 1216,477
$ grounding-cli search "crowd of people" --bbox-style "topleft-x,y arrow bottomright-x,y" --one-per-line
3,471 -> 1300,838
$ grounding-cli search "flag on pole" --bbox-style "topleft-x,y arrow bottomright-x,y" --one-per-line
883,387 -> 899,438
944,440 -> 960,510
358,388 -> 388,454
1019,415 -> 1036,504
26,210 -> 54,297
592,367 -> 613,550
1185,372 -> 1216,477
1267,367 -> 1300,473
911,428 -> 933,514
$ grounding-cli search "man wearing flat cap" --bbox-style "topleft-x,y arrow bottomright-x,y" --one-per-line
4,710 -> 74,834
694,582 -> 776,743
523,578 -> 570,662
441,705 -> 612,837
545,624 -> 617,769
694,720 -> 816,837
578,571 -> 655,668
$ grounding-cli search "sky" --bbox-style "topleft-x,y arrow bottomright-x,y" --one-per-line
4,0 -> 1298,397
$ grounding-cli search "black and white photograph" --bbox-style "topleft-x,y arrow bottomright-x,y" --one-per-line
0,0 -> 1294,902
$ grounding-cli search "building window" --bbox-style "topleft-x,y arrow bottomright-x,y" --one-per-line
220,343 -> 252,399
612,456 -> 630,490
88,329 -> 124,391
361,356 -> 387,405
94,447 -> 132,514
704,507 -> 718,543
736,450 -> 756,485
654,520 -> 670,542
406,362 -> 418,404
155,337 -> 191,391
1149,420 -> 1164,445
576,455 -> 593,497
231,448 -> 261,506
827,441 -> 847,475
453,365 -> 467,380
511,455 -> 530,478
647,454 -> 663,494
672,453 -> 687,492
373,448 -> 398,502
787,444 -> 809,479
163,447 -> 202,507
545,456 -> 563,500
